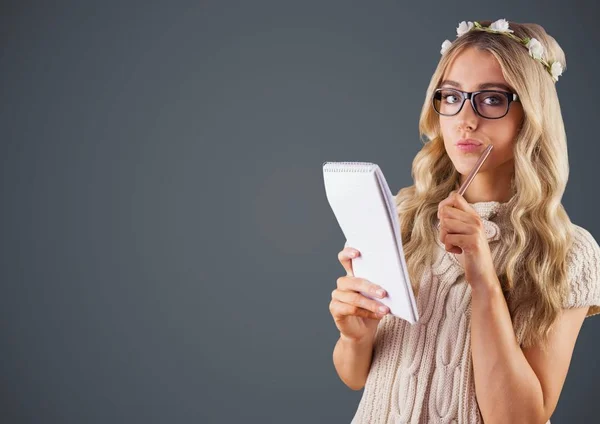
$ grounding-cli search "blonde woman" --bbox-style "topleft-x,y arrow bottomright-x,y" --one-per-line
329,19 -> 600,423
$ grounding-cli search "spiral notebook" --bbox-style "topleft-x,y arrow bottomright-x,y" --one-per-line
323,161 -> 419,324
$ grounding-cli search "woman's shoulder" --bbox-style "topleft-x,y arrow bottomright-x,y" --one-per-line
564,223 -> 600,317
567,224 -> 600,275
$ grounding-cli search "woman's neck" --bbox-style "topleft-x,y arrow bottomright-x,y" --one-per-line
459,170 -> 514,204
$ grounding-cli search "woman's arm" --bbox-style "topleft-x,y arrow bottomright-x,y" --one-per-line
470,280 -> 588,424
333,333 -> 375,390
437,192 -> 592,422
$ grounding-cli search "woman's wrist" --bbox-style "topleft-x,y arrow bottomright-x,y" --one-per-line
339,332 -> 375,348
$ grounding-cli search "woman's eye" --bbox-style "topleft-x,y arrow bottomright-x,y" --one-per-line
483,96 -> 501,105
443,95 -> 459,104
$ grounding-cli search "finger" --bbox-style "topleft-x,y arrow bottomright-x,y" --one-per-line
439,204 -> 477,225
439,217 -> 478,235
444,233 -> 475,254
338,247 -> 360,276
329,298 -> 385,321
440,219 -> 465,253
447,192 -> 477,214
336,276 -> 387,298
445,244 -> 463,255
439,220 -> 447,244
442,232 -> 463,253
332,289 -> 390,315
437,190 -> 458,219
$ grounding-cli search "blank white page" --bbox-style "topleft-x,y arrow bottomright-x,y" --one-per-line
323,161 -> 419,324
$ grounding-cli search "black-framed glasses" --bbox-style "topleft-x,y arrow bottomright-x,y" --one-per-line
432,88 -> 520,119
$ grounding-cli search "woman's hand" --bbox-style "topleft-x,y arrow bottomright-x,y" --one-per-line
438,191 -> 498,288
329,246 -> 389,343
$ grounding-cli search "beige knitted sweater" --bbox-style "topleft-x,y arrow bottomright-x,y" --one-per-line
351,199 -> 600,424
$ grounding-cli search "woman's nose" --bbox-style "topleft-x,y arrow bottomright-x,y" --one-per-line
456,98 -> 479,131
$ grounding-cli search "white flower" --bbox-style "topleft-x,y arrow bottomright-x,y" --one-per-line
526,38 -> 545,60
489,19 -> 514,33
456,21 -> 474,37
440,39 -> 452,55
551,61 -> 563,81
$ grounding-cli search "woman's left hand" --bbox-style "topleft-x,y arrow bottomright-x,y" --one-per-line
438,191 -> 498,288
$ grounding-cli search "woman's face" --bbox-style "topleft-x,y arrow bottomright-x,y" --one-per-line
438,47 -> 524,178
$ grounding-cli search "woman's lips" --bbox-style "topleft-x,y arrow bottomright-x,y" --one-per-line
456,143 -> 484,153
456,139 -> 484,153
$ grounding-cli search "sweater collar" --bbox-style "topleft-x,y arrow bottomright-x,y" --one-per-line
469,199 -> 511,222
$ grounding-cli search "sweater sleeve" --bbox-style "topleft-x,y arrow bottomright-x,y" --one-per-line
563,225 -> 600,318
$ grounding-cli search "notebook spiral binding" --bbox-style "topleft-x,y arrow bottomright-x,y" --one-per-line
322,161 -> 377,172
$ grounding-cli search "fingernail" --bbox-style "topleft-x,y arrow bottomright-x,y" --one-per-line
376,289 -> 385,297
378,305 -> 388,313
349,251 -> 356,258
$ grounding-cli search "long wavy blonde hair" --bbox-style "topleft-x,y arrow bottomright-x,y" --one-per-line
397,20 -> 572,349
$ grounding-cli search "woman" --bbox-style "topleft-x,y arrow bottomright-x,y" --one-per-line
329,19 -> 600,423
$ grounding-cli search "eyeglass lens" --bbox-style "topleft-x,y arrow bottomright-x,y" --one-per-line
434,89 -> 509,119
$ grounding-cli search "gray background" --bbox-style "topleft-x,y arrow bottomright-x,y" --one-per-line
1,1 -> 599,423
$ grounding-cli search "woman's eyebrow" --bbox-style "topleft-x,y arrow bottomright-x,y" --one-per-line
440,79 -> 514,92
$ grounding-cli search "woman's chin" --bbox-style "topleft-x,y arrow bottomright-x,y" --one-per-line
450,156 -> 481,174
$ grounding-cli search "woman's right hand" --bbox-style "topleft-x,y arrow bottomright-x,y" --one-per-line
329,246 -> 390,343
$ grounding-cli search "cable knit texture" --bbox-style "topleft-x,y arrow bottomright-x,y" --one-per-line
350,199 -> 600,424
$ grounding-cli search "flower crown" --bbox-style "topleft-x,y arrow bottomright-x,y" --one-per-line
440,19 -> 564,82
